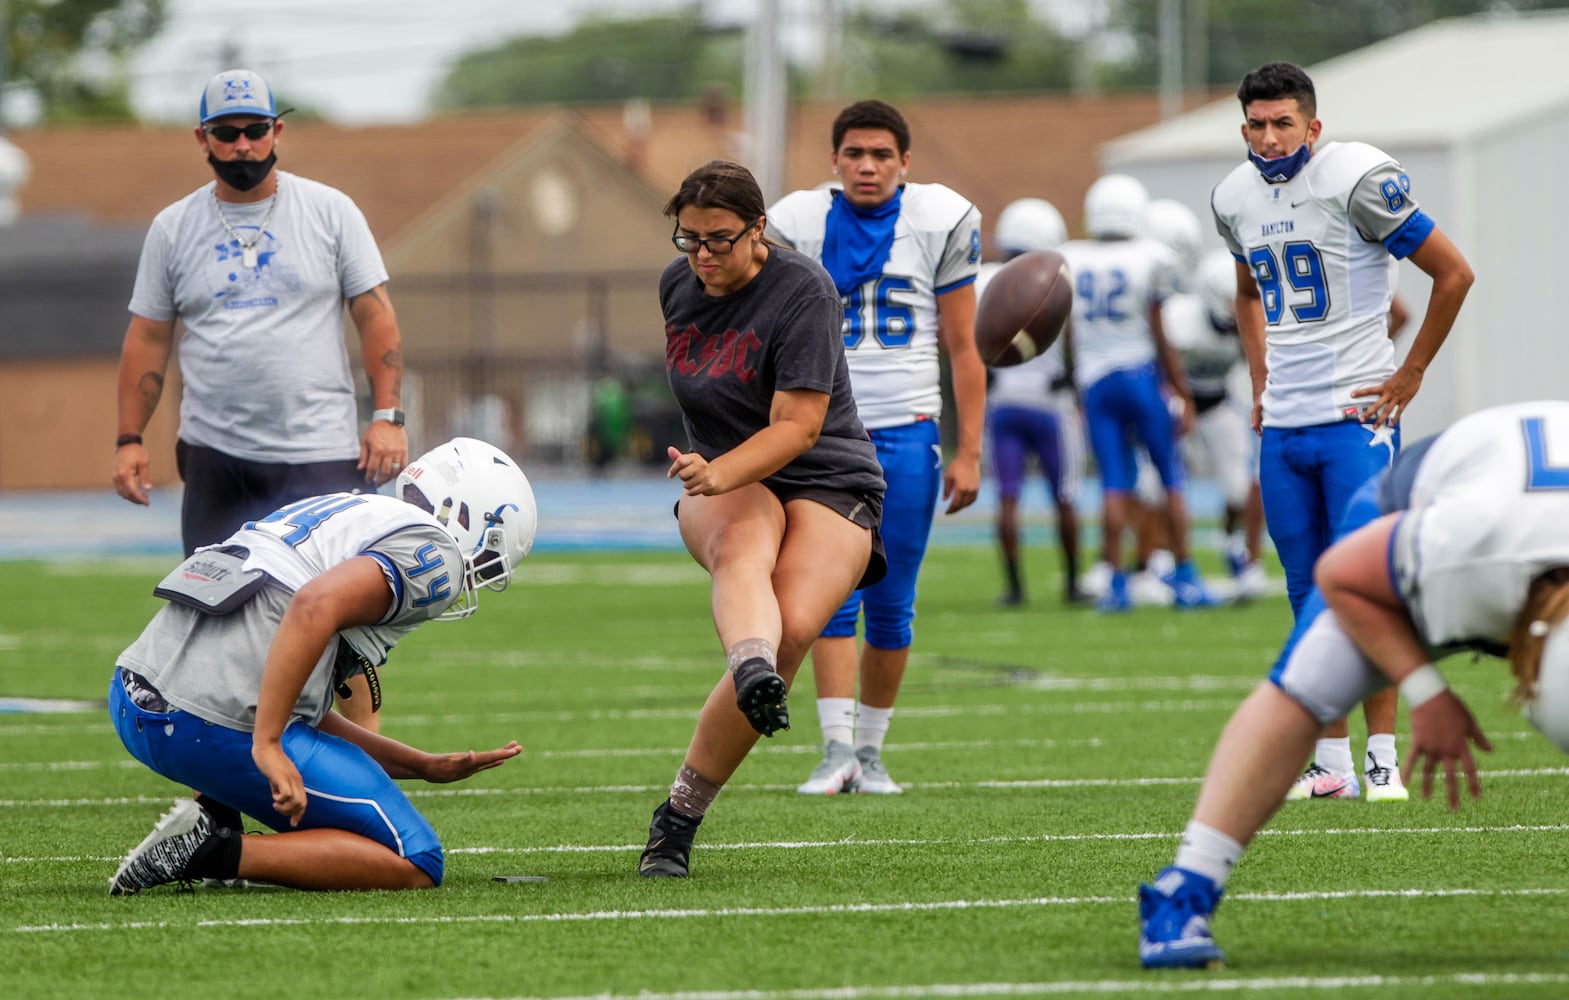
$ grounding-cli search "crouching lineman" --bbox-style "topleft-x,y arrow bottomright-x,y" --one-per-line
1139,400 -> 1569,968
107,437 -> 536,894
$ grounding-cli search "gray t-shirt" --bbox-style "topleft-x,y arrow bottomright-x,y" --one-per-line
128,171 -> 389,463
660,246 -> 885,501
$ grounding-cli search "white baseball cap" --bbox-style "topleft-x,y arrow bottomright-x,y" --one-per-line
199,69 -> 278,123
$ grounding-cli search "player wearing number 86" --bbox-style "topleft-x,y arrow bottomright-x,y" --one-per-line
1213,62 -> 1473,799
767,100 -> 986,795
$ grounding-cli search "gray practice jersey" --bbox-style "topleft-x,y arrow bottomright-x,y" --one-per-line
116,494 -> 463,731
128,171 -> 389,463
660,247 -> 886,502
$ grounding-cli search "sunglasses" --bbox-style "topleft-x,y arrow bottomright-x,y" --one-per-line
203,121 -> 276,143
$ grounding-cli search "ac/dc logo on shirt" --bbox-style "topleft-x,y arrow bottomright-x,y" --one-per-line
666,324 -> 762,383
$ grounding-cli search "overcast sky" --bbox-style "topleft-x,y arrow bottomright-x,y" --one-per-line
127,0 -> 1095,124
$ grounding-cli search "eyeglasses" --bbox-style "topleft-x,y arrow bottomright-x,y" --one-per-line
203,121 -> 276,143
671,218 -> 758,255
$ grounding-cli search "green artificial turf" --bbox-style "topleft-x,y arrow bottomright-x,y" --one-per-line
3,546 -> 1567,999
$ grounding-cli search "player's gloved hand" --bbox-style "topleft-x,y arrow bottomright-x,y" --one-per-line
421,740 -> 522,783
1402,690 -> 1492,811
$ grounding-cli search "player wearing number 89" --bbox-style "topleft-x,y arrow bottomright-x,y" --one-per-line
1213,62 -> 1473,799
1060,174 -> 1214,613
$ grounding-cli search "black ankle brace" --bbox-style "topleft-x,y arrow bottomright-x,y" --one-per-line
183,827 -> 244,880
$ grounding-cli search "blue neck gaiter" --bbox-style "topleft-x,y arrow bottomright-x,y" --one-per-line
822,188 -> 903,296
1248,143 -> 1312,183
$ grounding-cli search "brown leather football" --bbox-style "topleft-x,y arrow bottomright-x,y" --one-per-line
975,250 -> 1073,367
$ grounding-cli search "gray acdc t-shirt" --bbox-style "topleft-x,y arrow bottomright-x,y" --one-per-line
129,171 -> 389,463
660,247 -> 885,500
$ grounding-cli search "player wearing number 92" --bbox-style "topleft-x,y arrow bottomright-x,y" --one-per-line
106,437 -> 535,896
1139,400 -> 1569,969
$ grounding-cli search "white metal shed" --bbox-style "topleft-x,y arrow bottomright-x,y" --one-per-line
1101,10 -> 1569,438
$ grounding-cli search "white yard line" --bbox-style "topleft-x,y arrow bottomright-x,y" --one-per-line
7,767 -> 1569,810
0,697 -> 1250,733
436,971 -> 1569,999
13,887 -> 1569,935
11,823 -> 1569,865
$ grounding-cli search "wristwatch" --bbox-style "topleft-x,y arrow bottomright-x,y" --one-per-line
371,408 -> 406,427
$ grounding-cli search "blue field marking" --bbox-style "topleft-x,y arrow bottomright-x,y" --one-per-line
0,476 -> 1230,561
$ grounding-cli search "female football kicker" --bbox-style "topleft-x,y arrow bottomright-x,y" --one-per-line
638,159 -> 887,878
1139,399 -> 1569,969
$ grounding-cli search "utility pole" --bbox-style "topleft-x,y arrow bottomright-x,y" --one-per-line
1186,0 -> 1208,99
816,0 -> 841,102
1158,0 -> 1183,120
744,0 -> 788,206
0,0 -> 9,130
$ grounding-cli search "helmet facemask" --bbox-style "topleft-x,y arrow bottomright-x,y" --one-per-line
396,437 -> 537,622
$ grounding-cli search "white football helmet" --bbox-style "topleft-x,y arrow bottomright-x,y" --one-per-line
995,198 -> 1067,255
396,437 -> 538,620
1145,198 -> 1204,280
1083,174 -> 1149,240
1196,247 -> 1238,329
1525,621 -> 1569,754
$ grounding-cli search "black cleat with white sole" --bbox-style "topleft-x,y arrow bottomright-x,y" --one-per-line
109,798 -> 220,896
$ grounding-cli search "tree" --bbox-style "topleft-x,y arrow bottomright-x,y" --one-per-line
435,11 -> 747,109
434,2 -> 1075,110
5,0 -> 167,122
838,0 -> 1076,99
1104,0 -> 1569,90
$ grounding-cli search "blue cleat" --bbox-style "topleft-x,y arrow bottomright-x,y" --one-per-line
1138,866 -> 1226,969
1168,560 -> 1219,609
1097,570 -> 1133,613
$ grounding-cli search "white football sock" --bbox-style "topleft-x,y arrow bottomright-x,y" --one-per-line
815,698 -> 855,747
1315,737 -> 1353,775
1366,733 -> 1398,769
1173,820 -> 1242,889
855,703 -> 895,752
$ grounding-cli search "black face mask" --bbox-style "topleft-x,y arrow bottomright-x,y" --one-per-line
207,151 -> 277,192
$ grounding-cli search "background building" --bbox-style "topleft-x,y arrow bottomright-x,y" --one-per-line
1101,11 -> 1569,440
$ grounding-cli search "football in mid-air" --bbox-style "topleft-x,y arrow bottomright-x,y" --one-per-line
974,250 -> 1073,367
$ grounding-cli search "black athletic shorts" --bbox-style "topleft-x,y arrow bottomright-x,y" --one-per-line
176,440 -> 364,556
672,483 -> 887,589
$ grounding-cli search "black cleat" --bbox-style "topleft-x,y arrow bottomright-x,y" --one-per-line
732,656 -> 789,736
638,799 -> 702,878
